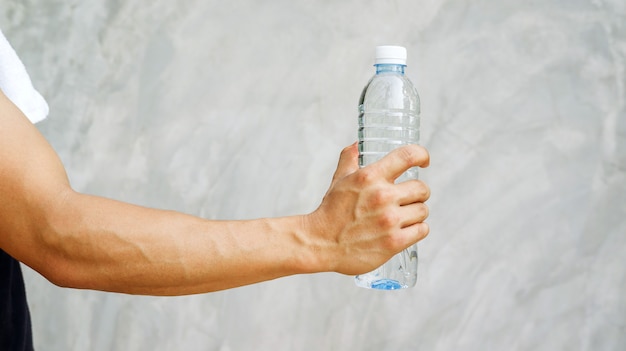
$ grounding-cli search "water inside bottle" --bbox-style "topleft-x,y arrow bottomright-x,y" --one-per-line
371,279 -> 403,290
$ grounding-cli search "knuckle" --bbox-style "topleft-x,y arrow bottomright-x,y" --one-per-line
377,209 -> 400,229
384,230 -> 407,251
407,179 -> 430,201
354,168 -> 376,185
397,146 -> 416,168
417,203 -> 430,220
398,144 -> 429,167
417,180 -> 431,200
369,187 -> 393,207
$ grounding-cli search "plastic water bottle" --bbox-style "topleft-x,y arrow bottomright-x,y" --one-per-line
355,46 -> 421,290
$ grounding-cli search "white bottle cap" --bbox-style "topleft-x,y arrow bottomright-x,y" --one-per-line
375,46 -> 407,65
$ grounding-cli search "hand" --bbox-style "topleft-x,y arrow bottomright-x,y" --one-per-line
306,143 -> 431,275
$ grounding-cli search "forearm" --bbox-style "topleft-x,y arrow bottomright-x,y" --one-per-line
0,90 -> 322,295
37,191 -> 318,295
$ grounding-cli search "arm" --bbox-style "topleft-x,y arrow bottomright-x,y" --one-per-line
0,90 -> 430,295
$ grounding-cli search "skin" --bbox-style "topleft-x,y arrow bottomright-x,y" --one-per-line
0,90 -> 430,295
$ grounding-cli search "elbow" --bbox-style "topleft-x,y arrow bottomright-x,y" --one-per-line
37,254 -> 86,290
31,241 -> 90,290
39,261 -> 78,289
30,190 -> 95,290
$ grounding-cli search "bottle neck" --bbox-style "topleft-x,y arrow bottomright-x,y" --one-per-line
375,64 -> 405,75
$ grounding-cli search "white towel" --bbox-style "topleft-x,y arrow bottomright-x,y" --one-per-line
0,29 -> 49,123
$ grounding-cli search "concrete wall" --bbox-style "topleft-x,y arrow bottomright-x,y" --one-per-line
2,0 -> 625,350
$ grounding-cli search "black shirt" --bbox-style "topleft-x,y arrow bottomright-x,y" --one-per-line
0,249 -> 34,351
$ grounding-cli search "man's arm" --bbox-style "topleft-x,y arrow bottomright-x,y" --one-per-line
0,90 -> 430,295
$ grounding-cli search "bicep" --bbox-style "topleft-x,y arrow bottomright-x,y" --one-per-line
0,90 -> 72,266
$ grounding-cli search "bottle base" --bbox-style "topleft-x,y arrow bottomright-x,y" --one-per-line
355,278 -> 406,290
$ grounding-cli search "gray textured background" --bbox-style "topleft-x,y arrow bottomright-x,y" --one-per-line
2,0 -> 625,350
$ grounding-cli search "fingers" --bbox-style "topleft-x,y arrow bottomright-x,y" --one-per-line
382,217 -> 430,255
369,186 -> 430,237
380,182 -> 430,249
331,143 -> 359,183
394,221 -> 430,251
397,202 -> 429,228
369,144 -> 430,181
403,222 -> 430,243
394,179 -> 430,206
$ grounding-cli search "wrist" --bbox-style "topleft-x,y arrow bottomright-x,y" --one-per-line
298,211 -> 335,274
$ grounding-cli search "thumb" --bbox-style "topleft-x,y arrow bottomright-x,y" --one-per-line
332,143 -> 359,183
